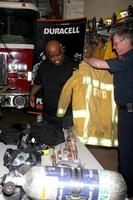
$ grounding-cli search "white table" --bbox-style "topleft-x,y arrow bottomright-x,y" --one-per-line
0,141 -> 103,200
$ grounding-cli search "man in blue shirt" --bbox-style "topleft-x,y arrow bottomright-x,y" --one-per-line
84,28 -> 133,199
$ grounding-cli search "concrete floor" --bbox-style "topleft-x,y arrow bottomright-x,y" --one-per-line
0,108 -> 36,129
87,145 -> 118,171
0,108 -> 118,171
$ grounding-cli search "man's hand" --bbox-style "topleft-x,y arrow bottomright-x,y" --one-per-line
29,95 -> 35,107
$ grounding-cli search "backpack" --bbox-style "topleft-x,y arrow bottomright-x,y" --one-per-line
18,119 -> 65,148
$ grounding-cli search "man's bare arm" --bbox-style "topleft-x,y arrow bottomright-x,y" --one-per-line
29,85 -> 42,107
30,85 -> 42,96
84,57 -> 109,69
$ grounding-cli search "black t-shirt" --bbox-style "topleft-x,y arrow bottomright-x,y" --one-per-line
107,49 -> 133,106
34,56 -> 74,115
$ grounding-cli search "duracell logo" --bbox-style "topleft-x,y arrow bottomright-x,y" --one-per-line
43,27 -> 80,34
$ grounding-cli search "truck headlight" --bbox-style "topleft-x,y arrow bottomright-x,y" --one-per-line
13,95 -> 27,109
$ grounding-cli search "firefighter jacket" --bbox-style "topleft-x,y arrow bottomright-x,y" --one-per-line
103,37 -> 117,59
92,40 -> 105,58
57,62 -> 118,147
93,37 -> 116,60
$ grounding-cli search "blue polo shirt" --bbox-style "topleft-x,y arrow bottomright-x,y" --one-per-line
106,49 -> 133,106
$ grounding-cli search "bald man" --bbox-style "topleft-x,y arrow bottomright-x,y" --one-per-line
29,40 -> 74,131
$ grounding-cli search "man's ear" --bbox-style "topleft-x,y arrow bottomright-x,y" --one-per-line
60,44 -> 65,53
61,47 -> 65,53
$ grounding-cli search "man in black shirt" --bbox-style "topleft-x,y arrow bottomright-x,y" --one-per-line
29,40 -> 74,130
84,28 -> 133,199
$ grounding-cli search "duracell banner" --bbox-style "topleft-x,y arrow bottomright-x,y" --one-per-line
29,18 -> 87,115
34,17 -> 87,64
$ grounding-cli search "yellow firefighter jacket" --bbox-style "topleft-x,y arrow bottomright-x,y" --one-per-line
57,62 -> 118,147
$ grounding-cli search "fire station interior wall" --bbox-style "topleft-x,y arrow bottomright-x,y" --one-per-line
63,0 -> 133,20
84,0 -> 133,20
63,0 -> 85,19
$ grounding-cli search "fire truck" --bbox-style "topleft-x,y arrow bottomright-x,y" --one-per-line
0,0 -> 39,109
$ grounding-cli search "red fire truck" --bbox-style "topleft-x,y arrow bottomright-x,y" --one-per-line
0,1 -> 39,109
